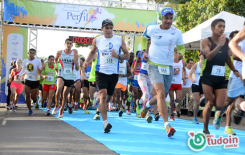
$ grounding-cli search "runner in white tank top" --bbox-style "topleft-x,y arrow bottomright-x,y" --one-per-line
53,38 -> 79,118
83,19 -> 129,133
169,48 -> 186,121
188,52 -> 205,124
115,60 -> 131,117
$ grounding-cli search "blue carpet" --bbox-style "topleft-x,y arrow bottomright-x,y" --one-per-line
43,108 -> 245,155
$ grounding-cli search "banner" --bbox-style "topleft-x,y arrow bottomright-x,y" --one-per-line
4,0 -> 157,32
0,26 -> 28,104
133,36 -> 142,55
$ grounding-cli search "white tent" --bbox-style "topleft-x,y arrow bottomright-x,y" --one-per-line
183,11 -> 245,50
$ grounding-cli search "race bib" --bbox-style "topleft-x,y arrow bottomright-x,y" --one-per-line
141,62 -> 148,71
103,55 -> 116,65
47,76 -> 54,81
85,72 -> 90,79
15,75 -> 23,81
134,75 -> 138,80
27,74 -> 36,80
211,65 -> 225,76
64,68 -> 72,74
119,67 -> 126,75
158,66 -> 170,75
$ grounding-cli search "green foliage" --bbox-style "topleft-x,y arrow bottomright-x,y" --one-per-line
175,0 -> 245,33
36,56 -> 48,62
183,50 -> 199,63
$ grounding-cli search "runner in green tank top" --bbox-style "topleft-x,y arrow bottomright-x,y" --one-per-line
201,19 -> 241,135
40,55 -> 58,116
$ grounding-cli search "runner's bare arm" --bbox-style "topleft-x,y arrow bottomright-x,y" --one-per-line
81,65 -> 86,79
231,47 -> 242,61
55,50 -> 62,68
74,53 -> 79,71
85,39 -> 97,64
126,62 -> 131,77
188,63 -> 197,83
120,38 -> 129,60
202,36 -> 226,60
9,70 -> 14,83
229,26 -> 245,61
132,55 -> 141,73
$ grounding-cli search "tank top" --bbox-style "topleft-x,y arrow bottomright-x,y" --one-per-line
58,50 -> 75,80
118,60 -> 127,86
201,37 -> 228,80
43,63 -> 56,85
96,35 -> 122,75
172,60 -> 183,84
193,62 -> 201,85
138,52 -> 148,74
132,59 -> 141,80
13,68 -> 23,81
88,58 -> 97,82
182,67 -> 192,88
84,65 -> 91,80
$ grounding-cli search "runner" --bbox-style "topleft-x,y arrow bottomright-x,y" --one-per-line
38,59 -> 45,108
17,48 -> 42,115
229,26 -> 245,125
200,19 -> 241,135
188,52 -> 204,124
140,7 -> 185,137
40,55 -> 57,116
9,59 -> 24,112
83,19 -> 129,133
7,60 -> 16,110
52,38 -> 79,118
115,59 -> 131,116
177,58 -> 194,118
169,48 -> 185,121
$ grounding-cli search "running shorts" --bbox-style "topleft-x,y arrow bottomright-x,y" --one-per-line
115,83 -> 127,91
43,84 -> 56,92
201,76 -> 227,90
57,77 -> 74,87
227,77 -> 245,98
24,79 -> 40,89
169,84 -> 182,91
83,80 -> 89,88
10,81 -> 23,94
90,81 -> 96,88
192,84 -> 204,94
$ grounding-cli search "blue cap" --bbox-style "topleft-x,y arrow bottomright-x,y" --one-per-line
13,60 -> 16,64
161,8 -> 174,17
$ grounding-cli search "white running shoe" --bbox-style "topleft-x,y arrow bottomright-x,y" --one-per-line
126,109 -> 131,115
52,107 -> 58,115
58,110 -> 64,118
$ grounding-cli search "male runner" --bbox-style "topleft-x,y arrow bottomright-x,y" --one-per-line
201,19 -> 241,134
52,38 -> 79,118
18,49 -> 42,115
140,7 -> 185,137
83,19 -> 129,133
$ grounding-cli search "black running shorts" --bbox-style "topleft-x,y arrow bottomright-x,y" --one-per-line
25,80 -> 40,89
201,76 -> 227,90
83,80 -> 89,88
57,77 -> 74,87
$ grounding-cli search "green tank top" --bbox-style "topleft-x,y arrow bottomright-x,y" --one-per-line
42,63 -> 57,85
88,58 -> 97,82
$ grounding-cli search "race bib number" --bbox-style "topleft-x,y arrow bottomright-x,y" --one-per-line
134,75 -> 138,80
64,68 -> 72,74
141,62 -> 148,71
119,67 -> 126,75
47,76 -> 54,81
85,72 -> 90,79
211,65 -> 225,76
158,66 -> 170,75
27,74 -> 36,80
103,56 -> 116,65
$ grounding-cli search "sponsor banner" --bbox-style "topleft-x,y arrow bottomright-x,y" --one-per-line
0,25 -> 28,104
4,0 -> 157,32
134,36 -> 142,55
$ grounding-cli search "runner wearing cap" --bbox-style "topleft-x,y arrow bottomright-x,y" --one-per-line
140,7 -> 185,137
201,19 -> 241,135
83,19 -> 129,133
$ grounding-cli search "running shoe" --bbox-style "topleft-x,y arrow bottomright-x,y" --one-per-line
126,109 -> 131,115
58,110 -> 64,118
173,104 -> 176,114
203,130 -> 210,136
103,122 -> 112,133
177,111 -> 181,118
85,110 -> 90,114
165,124 -> 176,138
192,118 -> 199,124
64,106 -> 67,111
7,104 -> 12,110
119,110 -> 123,117
109,106 -> 113,111
46,109 -> 51,116
146,114 -> 152,123
93,114 -> 100,120
52,107 -> 58,115
43,100 -> 47,108
35,103 -> 39,109
28,110 -> 33,115
232,98 -> 245,125
213,111 -> 222,130
68,106 -> 73,114
154,113 -> 160,121
136,114 -> 141,118
170,115 -> 175,121
74,104 -> 78,111
224,127 -> 236,135
12,106 -> 16,112
140,106 -> 147,118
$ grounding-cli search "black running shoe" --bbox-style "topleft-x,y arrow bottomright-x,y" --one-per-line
64,106 -> 67,111
177,112 -> 180,117
154,113 -> 160,121
233,97 -> 245,125
104,123 -> 112,133
203,130 -> 210,135
119,110 -> 123,117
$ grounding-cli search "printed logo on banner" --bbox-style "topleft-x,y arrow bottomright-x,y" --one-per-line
187,131 -> 239,152
12,52 -> 18,56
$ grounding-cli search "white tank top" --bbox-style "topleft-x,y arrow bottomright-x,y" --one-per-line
193,62 -> 201,85
172,60 -> 183,84
182,67 -> 192,88
96,35 -> 122,75
117,60 -> 127,86
74,60 -> 81,81
58,50 -> 75,80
